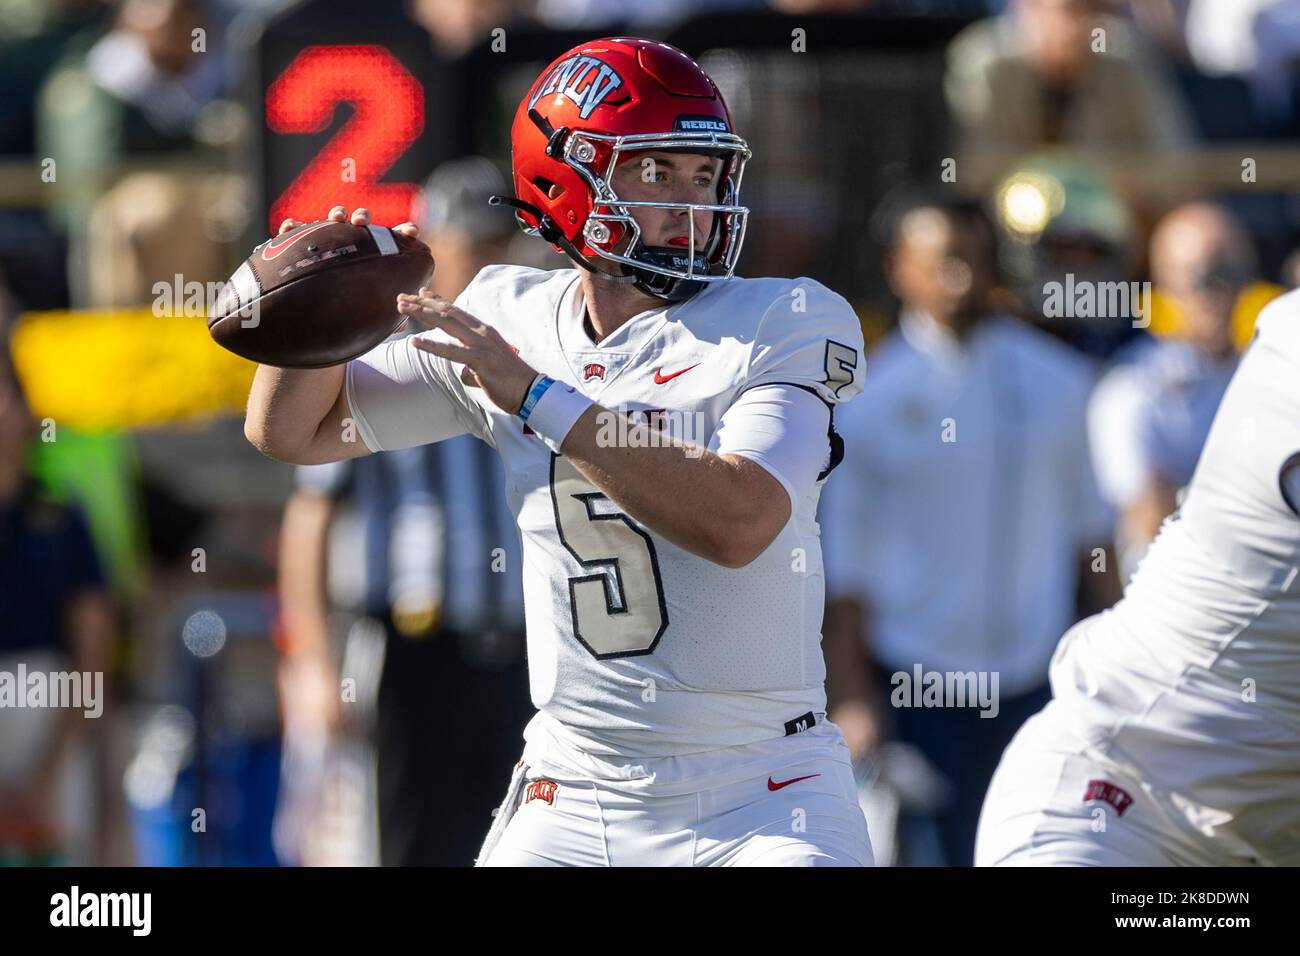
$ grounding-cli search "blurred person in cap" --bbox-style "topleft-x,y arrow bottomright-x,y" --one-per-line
1088,202 -> 1278,580
819,196 -> 1119,866
0,310 -> 116,865
274,158 -> 530,867
416,157 -> 518,299
993,155 -> 1144,359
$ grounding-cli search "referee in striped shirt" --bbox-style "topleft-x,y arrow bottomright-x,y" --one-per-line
276,159 -> 532,866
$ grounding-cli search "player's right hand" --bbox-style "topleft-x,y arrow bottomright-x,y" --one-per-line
277,205 -> 420,239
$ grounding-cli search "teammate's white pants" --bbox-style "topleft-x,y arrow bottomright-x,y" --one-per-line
976,701 -> 1255,867
481,749 -> 873,867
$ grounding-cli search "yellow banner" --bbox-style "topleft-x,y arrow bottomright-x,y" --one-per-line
11,308 -> 255,430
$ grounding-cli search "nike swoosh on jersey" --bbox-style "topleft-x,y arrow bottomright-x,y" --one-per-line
653,363 -> 699,384
767,773 -> 821,791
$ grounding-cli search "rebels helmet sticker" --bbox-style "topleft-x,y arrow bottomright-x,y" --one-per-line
674,115 -> 729,133
528,55 -> 624,120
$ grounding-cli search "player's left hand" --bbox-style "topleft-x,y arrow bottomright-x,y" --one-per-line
399,288 -> 538,415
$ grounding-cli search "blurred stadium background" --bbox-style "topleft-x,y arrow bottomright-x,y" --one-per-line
2,0 -> 1299,867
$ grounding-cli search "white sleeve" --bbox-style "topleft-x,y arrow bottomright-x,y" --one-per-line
745,279 -> 865,406
1087,363 -> 1149,509
343,283 -> 494,453
1063,363 -> 1113,545
709,383 -> 834,510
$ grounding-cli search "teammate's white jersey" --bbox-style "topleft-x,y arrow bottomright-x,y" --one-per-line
344,265 -> 865,782
1046,289 -> 1300,862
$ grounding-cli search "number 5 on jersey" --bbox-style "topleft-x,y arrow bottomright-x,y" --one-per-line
550,455 -> 669,658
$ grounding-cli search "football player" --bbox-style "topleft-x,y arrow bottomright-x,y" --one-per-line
976,289 -> 1300,867
244,37 -> 871,866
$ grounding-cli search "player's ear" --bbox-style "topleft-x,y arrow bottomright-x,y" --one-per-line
547,184 -> 563,201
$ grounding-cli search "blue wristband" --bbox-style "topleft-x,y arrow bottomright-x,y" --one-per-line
518,374 -> 554,422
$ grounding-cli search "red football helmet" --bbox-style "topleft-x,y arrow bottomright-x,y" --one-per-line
496,37 -> 751,301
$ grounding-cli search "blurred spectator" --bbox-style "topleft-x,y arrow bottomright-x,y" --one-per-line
35,0 -> 232,238
413,156 -> 515,298
0,330 -> 116,865
406,0 -> 522,57
84,169 -> 244,308
37,0 -> 230,160
274,159 -> 531,867
1251,0 -> 1300,127
945,0 -> 1193,159
533,0 -> 761,31
820,198 -> 1118,866
992,154 -> 1143,359
1134,0 -> 1300,129
1088,202 -> 1260,579
0,0 -> 114,155
0,1 -> 114,315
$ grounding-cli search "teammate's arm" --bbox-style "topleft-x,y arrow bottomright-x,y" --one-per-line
277,476 -> 342,734
824,597 -> 884,758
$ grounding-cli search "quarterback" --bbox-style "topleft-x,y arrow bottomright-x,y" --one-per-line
244,38 -> 871,866
976,289 -> 1300,867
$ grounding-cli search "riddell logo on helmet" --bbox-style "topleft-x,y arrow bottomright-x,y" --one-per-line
528,55 -> 624,120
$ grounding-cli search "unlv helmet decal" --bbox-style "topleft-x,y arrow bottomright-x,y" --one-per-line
527,55 -> 626,121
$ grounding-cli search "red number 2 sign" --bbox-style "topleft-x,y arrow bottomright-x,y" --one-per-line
266,45 -> 424,231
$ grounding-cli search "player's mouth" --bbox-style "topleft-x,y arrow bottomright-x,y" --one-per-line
665,236 -> 693,248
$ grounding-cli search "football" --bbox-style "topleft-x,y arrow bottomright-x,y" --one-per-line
208,220 -> 433,368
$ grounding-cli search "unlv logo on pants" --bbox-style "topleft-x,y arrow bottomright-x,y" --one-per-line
524,779 -> 559,806
1083,779 -> 1134,816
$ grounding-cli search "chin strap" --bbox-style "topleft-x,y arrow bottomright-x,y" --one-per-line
488,195 -> 706,302
488,195 -> 637,285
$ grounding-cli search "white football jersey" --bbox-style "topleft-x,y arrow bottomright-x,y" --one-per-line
345,265 -> 865,777
1049,289 -> 1300,864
